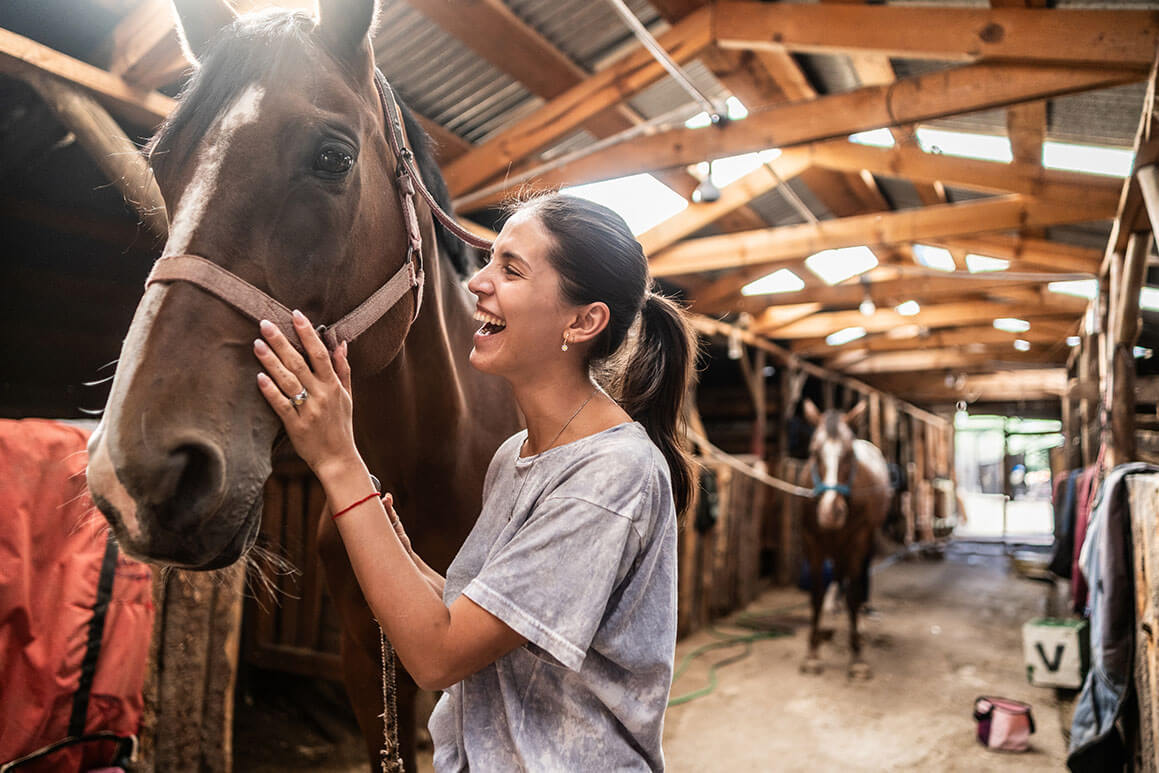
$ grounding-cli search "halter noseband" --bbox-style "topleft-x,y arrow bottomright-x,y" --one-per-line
811,459 -> 857,498
144,70 -> 492,353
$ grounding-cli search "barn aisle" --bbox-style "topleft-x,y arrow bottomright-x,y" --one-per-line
662,544 -> 1068,771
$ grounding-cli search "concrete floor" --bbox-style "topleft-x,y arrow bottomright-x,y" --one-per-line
662,543 -> 1068,771
235,542 -> 1070,771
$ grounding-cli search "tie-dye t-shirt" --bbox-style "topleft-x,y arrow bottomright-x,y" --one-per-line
428,421 -> 677,771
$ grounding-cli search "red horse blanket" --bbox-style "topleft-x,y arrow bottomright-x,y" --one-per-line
0,419 -> 153,771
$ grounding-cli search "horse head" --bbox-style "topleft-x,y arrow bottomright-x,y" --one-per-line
804,400 -> 867,530
87,0 -> 421,569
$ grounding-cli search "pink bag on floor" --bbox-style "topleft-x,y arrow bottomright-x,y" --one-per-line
973,696 -> 1035,752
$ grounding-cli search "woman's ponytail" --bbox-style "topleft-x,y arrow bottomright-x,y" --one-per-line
613,292 -> 697,518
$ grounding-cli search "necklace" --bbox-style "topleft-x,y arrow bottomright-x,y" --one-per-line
524,385 -> 599,457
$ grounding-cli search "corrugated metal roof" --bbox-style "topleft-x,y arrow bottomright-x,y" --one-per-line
373,2 -> 540,144
875,177 -> 926,212
506,0 -> 661,71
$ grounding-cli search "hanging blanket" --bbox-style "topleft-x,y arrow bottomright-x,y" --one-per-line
0,419 -> 153,772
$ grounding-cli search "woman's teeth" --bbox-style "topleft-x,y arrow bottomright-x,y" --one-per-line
473,310 -> 506,335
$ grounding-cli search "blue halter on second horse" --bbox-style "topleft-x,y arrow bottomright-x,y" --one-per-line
811,461 -> 857,498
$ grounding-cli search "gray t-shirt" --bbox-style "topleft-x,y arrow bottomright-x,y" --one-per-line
428,421 -> 677,772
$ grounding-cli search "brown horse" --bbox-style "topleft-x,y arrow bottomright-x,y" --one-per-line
84,0 -> 519,768
797,400 -> 891,679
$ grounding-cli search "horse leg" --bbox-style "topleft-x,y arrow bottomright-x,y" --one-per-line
800,552 -> 827,675
845,551 -> 872,680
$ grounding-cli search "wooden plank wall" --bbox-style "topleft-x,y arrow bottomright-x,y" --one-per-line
1130,475 -> 1159,770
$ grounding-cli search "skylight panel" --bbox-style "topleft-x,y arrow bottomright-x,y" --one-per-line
916,127 -> 1012,163
826,326 -> 866,347
1048,279 -> 1098,300
994,318 -> 1031,333
1013,339 -> 1031,352
741,269 -> 806,296
913,244 -> 955,272
895,300 -> 921,316
562,174 -> 687,235
1140,287 -> 1159,312
849,128 -> 895,148
804,246 -> 878,285
694,148 -> 782,188
966,253 -> 1010,273
1067,336 -> 1081,347
1043,141 -> 1133,178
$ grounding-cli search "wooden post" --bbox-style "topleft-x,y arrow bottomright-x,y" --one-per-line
1109,231 -> 1153,466
822,378 -> 836,411
141,567 -> 245,773
869,392 -> 883,449
20,71 -> 167,238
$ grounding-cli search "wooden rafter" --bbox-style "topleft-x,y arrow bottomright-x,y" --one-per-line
465,62 -> 1137,201
713,2 -> 1159,70
651,195 -> 1110,278
795,324 -> 1072,359
839,346 -> 1064,376
927,234 -> 1101,274
865,369 -> 1069,402
762,299 -> 1083,340
442,8 -> 712,195
0,27 -> 174,127
807,141 -> 1117,208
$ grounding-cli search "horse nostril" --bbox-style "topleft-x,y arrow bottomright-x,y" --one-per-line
162,442 -> 225,532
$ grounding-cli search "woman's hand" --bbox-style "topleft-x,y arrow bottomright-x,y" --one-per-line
254,310 -> 359,478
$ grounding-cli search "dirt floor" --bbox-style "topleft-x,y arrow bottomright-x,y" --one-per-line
234,541 -> 1070,771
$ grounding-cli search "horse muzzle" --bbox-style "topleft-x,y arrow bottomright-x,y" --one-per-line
87,426 -> 264,569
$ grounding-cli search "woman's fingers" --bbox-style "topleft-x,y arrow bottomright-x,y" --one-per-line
291,310 -> 337,379
254,338 -> 305,401
257,372 -> 298,421
334,340 -> 353,395
259,319 -> 313,384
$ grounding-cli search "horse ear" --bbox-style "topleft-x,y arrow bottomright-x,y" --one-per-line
803,400 -> 821,426
171,0 -> 237,66
844,401 -> 867,427
316,0 -> 378,59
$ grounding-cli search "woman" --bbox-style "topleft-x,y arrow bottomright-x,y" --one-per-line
253,194 -> 696,770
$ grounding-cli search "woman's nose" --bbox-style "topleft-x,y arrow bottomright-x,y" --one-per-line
467,266 -> 491,295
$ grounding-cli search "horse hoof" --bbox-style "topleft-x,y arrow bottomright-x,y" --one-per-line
800,658 -> 824,675
848,662 -> 872,680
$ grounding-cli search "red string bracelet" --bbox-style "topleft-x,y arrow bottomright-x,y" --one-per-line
331,492 -> 381,521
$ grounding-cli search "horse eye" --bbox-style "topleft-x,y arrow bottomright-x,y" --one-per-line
315,145 -> 355,176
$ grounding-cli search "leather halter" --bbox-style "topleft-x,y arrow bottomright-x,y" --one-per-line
144,70 -> 492,353
811,458 -> 857,498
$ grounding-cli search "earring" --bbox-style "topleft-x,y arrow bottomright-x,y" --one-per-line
561,333 -> 569,352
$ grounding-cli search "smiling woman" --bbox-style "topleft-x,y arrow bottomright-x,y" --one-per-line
256,192 -> 698,771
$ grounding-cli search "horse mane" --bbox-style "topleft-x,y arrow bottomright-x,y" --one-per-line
146,8 -> 473,278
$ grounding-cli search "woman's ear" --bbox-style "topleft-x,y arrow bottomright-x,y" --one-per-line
565,302 -> 611,345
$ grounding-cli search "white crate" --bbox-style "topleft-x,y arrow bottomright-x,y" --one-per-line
1022,618 -> 1089,689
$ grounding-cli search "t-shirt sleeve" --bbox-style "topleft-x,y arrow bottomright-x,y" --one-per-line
461,494 -> 639,672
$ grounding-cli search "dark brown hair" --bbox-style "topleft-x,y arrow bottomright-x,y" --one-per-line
516,194 -> 697,517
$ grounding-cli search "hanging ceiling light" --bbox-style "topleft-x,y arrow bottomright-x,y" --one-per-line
859,276 -> 876,316
693,160 -> 721,203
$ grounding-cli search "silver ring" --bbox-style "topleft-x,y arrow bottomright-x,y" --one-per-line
291,388 -> 308,407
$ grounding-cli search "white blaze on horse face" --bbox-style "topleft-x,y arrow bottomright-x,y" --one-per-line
821,438 -> 842,488
164,84 -> 267,257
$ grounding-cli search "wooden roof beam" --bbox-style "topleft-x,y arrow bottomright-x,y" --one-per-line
761,299 -> 1081,339
442,8 -> 712,195
0,27 -> 174,128
840,346 -> 1064,376
476,62 -> 1137,199
866,369 -> 1068,401
713,2 -> 1159,70
652,195 -> 1109,278
795,324 -> 1071,359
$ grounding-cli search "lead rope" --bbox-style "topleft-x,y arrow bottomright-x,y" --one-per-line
379,623 -> 404,773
